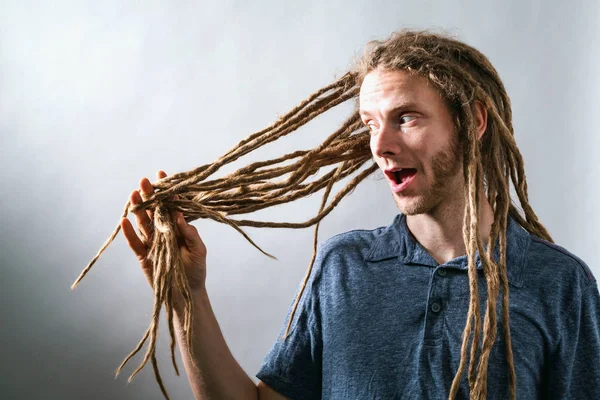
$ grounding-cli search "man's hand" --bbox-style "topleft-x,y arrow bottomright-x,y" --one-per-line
120,170 -> 207,296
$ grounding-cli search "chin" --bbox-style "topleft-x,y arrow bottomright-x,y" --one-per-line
393,195 -> 436,216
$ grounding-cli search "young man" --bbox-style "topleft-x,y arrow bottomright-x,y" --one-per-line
122,31 -> 600,399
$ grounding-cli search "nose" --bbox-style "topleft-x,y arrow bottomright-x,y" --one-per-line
370,122 -> 403,159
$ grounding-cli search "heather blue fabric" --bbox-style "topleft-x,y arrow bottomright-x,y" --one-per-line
256,214 -> 600,399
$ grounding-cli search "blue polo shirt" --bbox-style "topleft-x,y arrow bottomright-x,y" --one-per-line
256,214 -> 600,399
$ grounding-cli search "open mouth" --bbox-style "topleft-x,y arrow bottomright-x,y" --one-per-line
388,168 -> 417,185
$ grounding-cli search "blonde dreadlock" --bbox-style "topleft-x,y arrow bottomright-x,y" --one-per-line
71,29 -> 552,400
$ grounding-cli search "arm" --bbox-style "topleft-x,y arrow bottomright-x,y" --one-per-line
542,281 -> 600,398
172,289 -> 289,399
172,289 -> 258,399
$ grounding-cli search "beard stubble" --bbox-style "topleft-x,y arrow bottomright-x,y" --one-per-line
397,135 -> 463,216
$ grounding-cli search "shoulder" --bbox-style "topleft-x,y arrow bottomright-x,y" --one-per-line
527,234 -> 595,286
520,233 -> 596,312
524,236 -> 600,354
306,223 -> 393,283
317,224 -> 389,262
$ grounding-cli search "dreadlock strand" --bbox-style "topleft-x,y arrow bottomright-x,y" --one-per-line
140,81 -> 358,208
231,163 -> 378,229
115,326 -> 150,378
220,160 -> 366,216
164,285 -> 180,376
465,129 -> 484,395
448,201 -> 475,399
162,231 -> 181,376
481,91 -> 518,399
151,352 -> 170,400
283,160 -> 347,338
135,125 -> 368,220
486,103 -> 553,243
171,244 -> 197,369
221,87 -> 357,165
469,105 -> 502,400
230,72 -> 357,151
71,200 -> 132,289
126,207 -> 174,383
498,193 -> 517,400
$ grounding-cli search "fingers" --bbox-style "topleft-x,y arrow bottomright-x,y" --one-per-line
139,176 -> 155,221
130,170 -> 182,244
121,217 -> 149,260
130,189 -> 153,242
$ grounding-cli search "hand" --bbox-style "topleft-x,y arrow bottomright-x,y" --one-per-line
121,170 -> 208,299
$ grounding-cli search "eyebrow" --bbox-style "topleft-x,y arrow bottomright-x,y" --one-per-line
359,101 -> 419,118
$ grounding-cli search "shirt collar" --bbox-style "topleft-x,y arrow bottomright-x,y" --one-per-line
365,214 -> 529,288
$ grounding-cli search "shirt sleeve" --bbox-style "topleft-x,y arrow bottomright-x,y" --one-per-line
256,249 -> 324,400
543,281 -> 600,398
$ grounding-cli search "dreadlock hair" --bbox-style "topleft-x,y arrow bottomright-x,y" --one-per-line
71,29 -> 552,400
71,72 -> 375,399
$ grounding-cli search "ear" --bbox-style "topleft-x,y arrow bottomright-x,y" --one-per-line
473,101 -> 488,140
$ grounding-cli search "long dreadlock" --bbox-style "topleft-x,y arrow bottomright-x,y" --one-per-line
71,29 -> 552,400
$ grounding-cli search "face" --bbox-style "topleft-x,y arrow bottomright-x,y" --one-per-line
359,68 -> 464,216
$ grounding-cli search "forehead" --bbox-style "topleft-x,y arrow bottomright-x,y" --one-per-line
358,68 -> 438,114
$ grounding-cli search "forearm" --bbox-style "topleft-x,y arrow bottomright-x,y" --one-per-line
174,289 -> 258,400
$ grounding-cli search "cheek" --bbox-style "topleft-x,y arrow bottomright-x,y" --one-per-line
369,137 -> 383,161
403,136 -> 430,166
368,136 -> 375,155
413,129 -> 452,156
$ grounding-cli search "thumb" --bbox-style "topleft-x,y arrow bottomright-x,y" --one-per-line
176,215 -> 203,251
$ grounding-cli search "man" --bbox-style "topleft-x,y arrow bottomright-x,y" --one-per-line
121,30 -> 600,399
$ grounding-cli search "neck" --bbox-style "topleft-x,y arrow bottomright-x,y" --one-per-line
405,187 -> 494,265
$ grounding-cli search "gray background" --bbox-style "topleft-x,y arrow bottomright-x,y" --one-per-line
1,0 -> 598,399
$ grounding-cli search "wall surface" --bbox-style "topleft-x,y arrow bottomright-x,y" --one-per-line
1,0 -> 598,399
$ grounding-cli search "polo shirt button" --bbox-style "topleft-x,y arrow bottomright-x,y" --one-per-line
437,269 -> 447,277
431,302 -> 441,313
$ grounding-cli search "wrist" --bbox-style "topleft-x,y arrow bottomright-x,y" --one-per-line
173,286 -> 209,316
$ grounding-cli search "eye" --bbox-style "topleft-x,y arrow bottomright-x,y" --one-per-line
365,121 -> 379,134
399,115 -> 417,125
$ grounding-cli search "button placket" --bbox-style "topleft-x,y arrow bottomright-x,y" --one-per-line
423,268 -> 446,345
